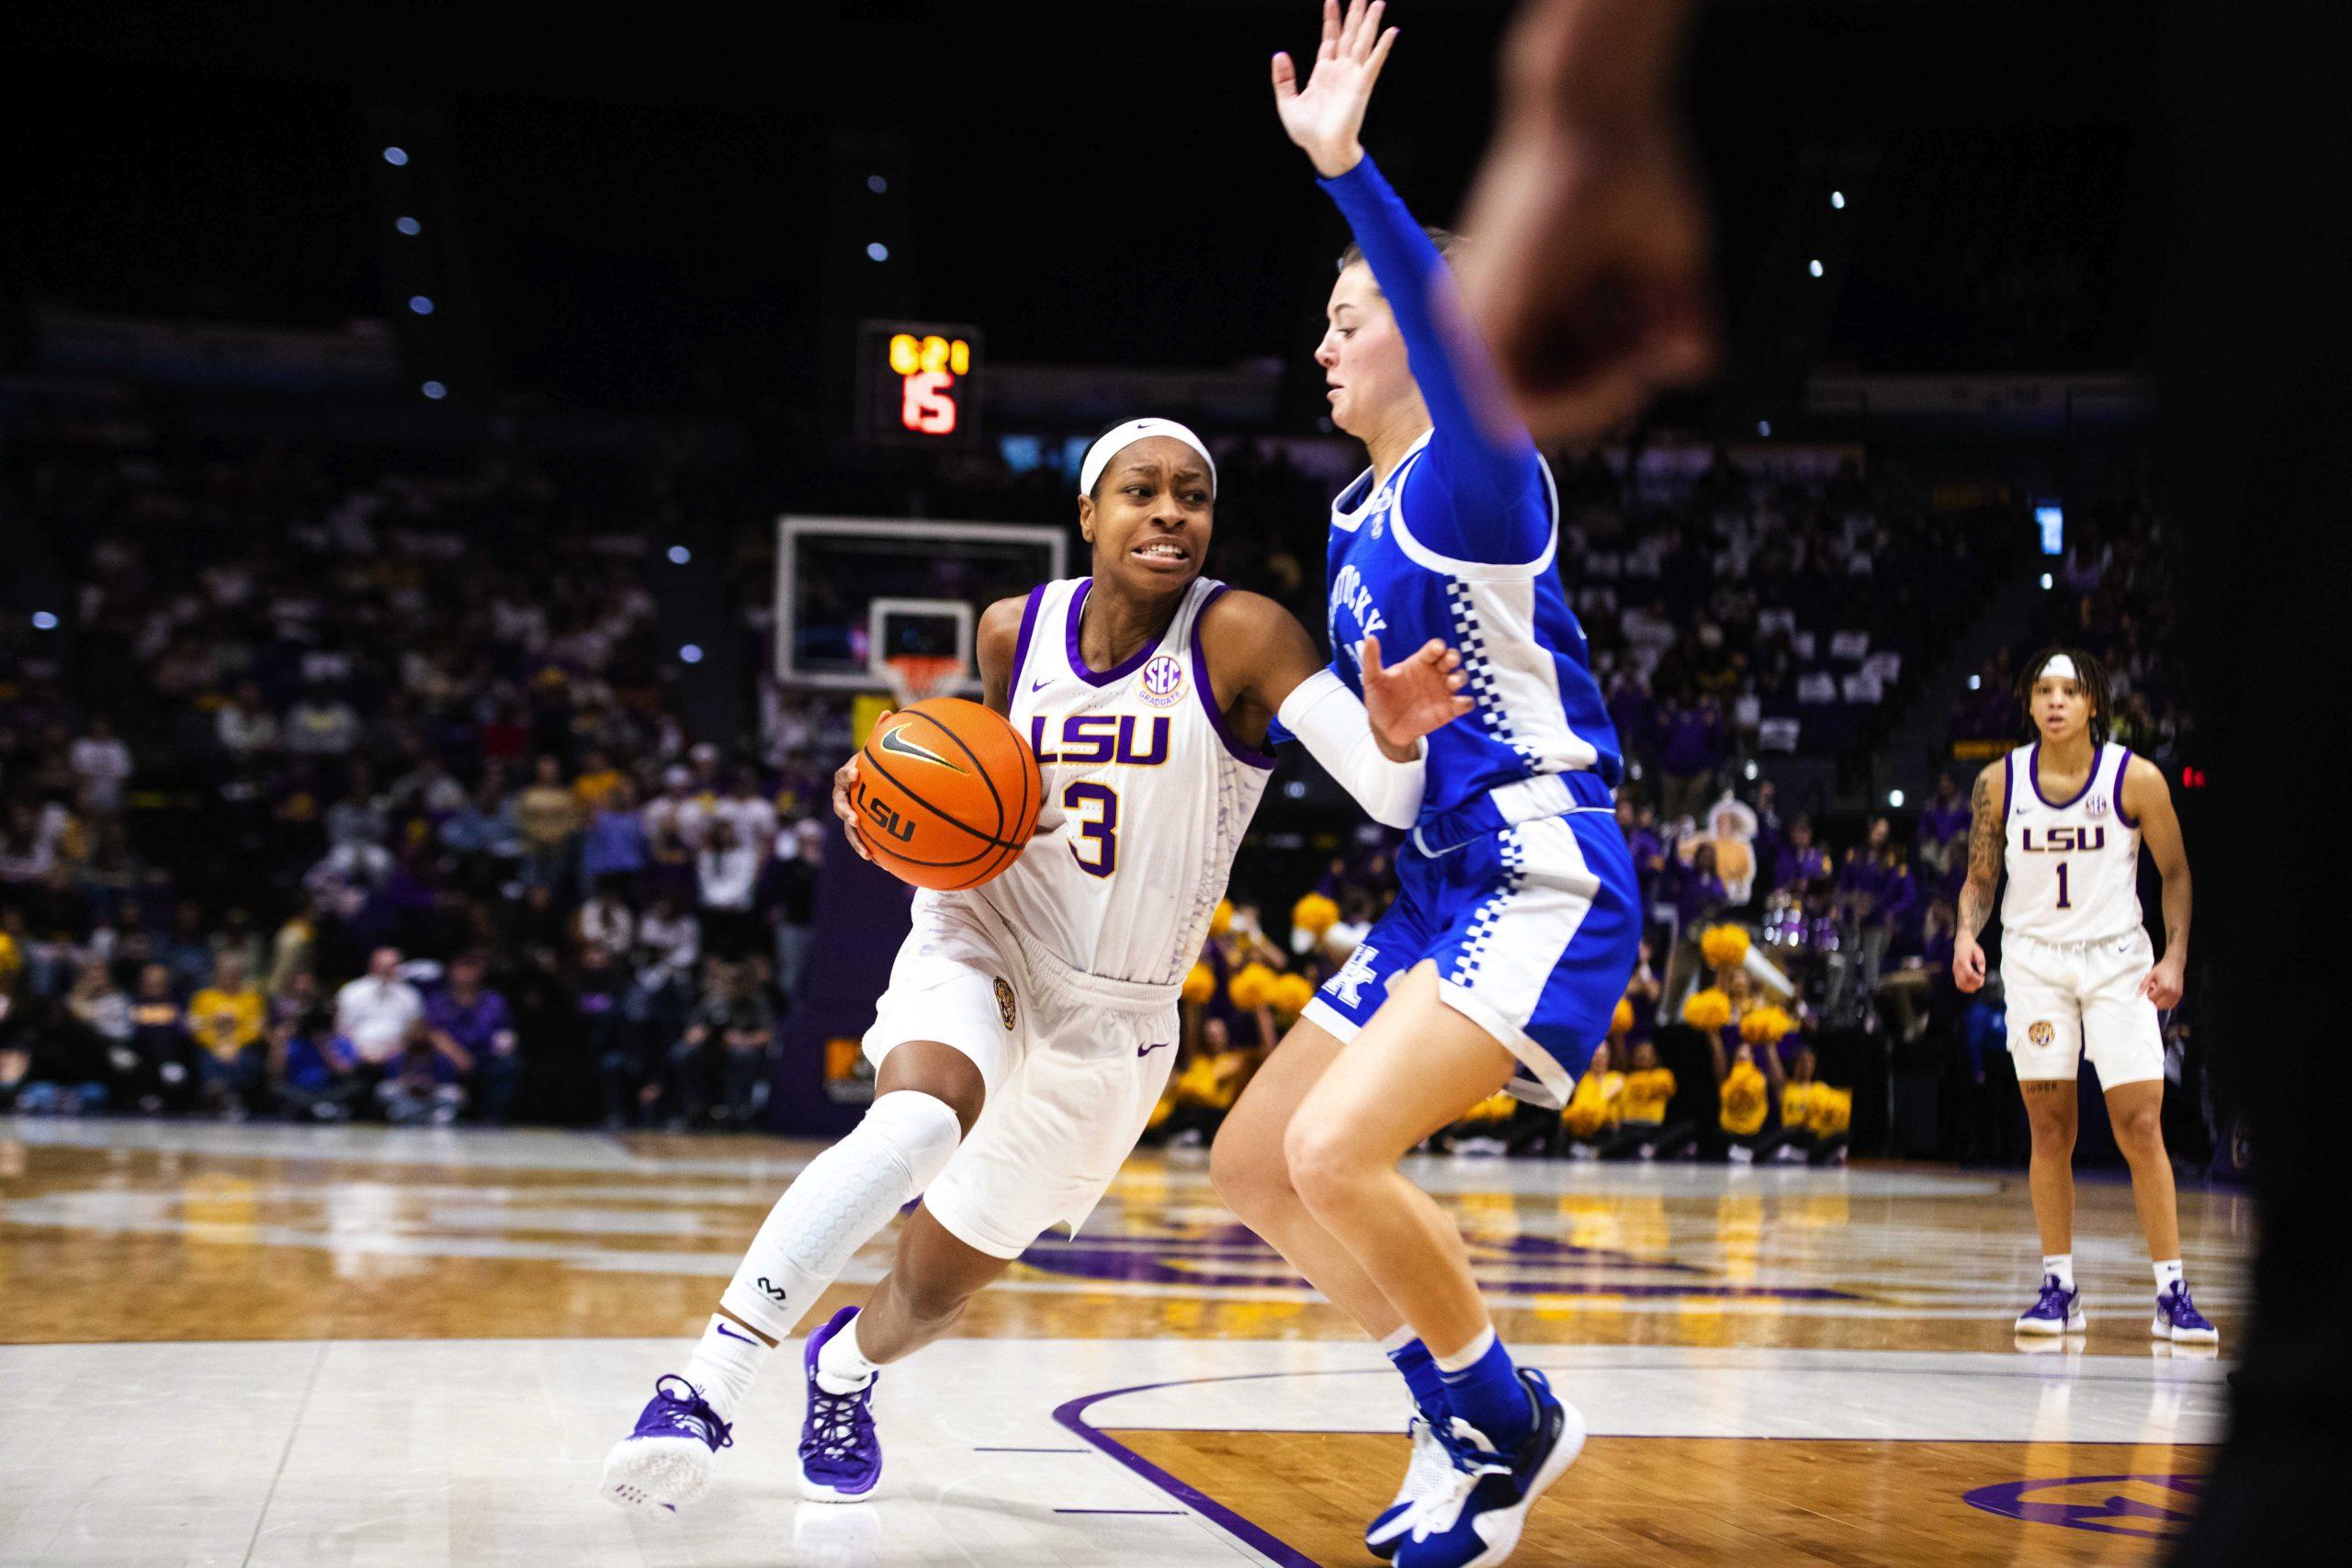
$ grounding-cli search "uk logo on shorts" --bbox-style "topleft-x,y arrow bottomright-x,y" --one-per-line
993,976 -> 1018,1032
2029,1021 -> 2056,1046
1138,654 -> 1186,708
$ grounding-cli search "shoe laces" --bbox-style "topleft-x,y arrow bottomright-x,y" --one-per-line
650,1375 -> 734,1450
1400,1415 -> 1454,1496
2031,1276 -> 2074,1314
1409,1416 -> 1514,1536
806,1379 -> 873,1460
2164,1283 -> 2212,1326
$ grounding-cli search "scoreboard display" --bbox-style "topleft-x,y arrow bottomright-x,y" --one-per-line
857,321 -> 983,446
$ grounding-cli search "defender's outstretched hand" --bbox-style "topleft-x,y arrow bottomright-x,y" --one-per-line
1272,0 -> 1399,179
1360,634 -> 1471,758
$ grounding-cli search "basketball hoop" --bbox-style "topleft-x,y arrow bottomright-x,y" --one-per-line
881,652 -> 964,709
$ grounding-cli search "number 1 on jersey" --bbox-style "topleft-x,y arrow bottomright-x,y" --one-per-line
2054,861 -> 2071,909
1065,782 -> 1117,878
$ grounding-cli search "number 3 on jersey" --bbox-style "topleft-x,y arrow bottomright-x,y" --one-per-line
1065,782 -> 1117,878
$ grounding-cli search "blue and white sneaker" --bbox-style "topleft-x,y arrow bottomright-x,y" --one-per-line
2152,1282 -> 2219,1345
798,1306 -> 882,1502
602,1375 -> 735,1513
1365,1413 -> 1455,1561
2013,1275 -> 2086,1336
1396,1369 -> 1586,1568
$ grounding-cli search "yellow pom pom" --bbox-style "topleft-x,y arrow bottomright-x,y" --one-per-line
1739,1004 -> 1794,1046
1292,891 -> 1340,939
1611,998 -> 1635,1037
1210,899 -> 1233,937
1230,963 -> 1277,1010
1272,972 -> 1317,1020
1681,987 -> 1733,1031
1700,925 -> 1752,971
1182,963 -> 1216,1005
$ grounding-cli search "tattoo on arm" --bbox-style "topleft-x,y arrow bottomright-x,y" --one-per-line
1957,769 -> 2003,938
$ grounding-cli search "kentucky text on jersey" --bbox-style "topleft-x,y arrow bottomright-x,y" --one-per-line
1314,155 -> 1622,827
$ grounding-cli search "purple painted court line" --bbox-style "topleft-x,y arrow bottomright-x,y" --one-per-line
1052,1371 -> 1351,1568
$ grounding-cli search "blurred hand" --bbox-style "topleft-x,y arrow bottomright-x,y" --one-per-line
831,738 -> 880,863
1952,936 -> 1987,993
1272,0 -> 1399,179
1457,107 -> 1714,442
1361,634 -> 1471,758
2141,953 -> 2185,1010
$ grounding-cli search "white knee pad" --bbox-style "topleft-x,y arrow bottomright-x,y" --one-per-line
863,1089 -> 965,1192
718,1090 -> 964,1339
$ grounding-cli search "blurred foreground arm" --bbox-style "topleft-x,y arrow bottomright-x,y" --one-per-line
1457,0 -> 1714,442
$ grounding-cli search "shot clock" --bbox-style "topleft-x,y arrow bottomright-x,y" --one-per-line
856,321 -> 983,446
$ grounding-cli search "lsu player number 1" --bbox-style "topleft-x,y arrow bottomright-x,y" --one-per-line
1064,783 -> 1118,877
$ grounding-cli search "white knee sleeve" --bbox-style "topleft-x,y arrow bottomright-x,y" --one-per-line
718,1090 -> 963,1340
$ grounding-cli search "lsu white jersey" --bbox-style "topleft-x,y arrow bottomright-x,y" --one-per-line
934,574 -> 1273,995
2000,741 -> 2144,944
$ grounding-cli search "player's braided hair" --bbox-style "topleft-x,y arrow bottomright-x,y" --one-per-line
2015,645 -> 2112,747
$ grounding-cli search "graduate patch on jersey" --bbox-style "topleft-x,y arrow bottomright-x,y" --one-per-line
2029,1021 -> 2055,1046
1137,653 -> 1186,708
993,977 -> 1017,1032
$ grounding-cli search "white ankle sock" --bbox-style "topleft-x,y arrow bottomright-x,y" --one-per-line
2154,1258 -> 2184,1292
815,1310 -> 882,1394
717,1090 -> 963,1341
1375,1324 -> 1417,1356
681,1314 -> 770,1421
2042,1254 -> 2075,1290
1432,1325 -> 1497,1374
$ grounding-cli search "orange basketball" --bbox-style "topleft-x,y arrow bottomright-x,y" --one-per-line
852,697 -> 1043,890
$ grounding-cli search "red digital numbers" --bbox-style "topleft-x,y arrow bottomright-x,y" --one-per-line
900,371 -> 957,434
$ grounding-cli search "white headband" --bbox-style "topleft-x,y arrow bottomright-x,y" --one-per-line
2038,653 -> 2081,682
1079,418 -> 1216,499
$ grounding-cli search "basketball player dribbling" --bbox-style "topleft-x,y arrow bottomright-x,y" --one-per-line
601,416 -> 1472,1515
1210,7 -> 1643,1565
1952,647 -> 2215,1344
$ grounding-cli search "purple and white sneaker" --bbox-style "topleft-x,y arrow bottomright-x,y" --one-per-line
2014,1275 -> 2086,1336
2152,1281 -> 2219,1344
799,1306 -> 882,1502
602,1375 -> 735,1514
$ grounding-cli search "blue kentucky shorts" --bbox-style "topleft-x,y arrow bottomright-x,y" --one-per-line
1302,807 -> 1639,1108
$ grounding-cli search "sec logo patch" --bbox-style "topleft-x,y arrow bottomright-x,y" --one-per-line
2029,1021 -> 2055,1047
994,976 -> 1017,1032
1138,653 -> 1186,708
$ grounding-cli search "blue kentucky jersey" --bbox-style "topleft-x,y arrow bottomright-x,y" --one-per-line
1323,431 -> 1623,828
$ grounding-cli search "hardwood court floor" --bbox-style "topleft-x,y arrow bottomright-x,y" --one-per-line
0,1117 -> 2244,1564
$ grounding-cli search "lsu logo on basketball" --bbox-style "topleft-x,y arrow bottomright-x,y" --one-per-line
2022,826 -> 2106,852
852,779 -> 919,843
993,977 -> 1017,1031
2029,1021 -> 2056,1046
1137,654 -> 1186,708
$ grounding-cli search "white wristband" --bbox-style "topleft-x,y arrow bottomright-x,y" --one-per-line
1278,667 -> 1424,829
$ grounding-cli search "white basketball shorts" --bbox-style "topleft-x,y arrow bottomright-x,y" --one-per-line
2002,927 -> 2164,1087
862,894 -> 1178,1259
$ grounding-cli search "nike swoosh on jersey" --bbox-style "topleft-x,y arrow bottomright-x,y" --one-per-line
1031,676 -> 1053,692
877,725 -> 967,773
1136,1042 -> 1170,1057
